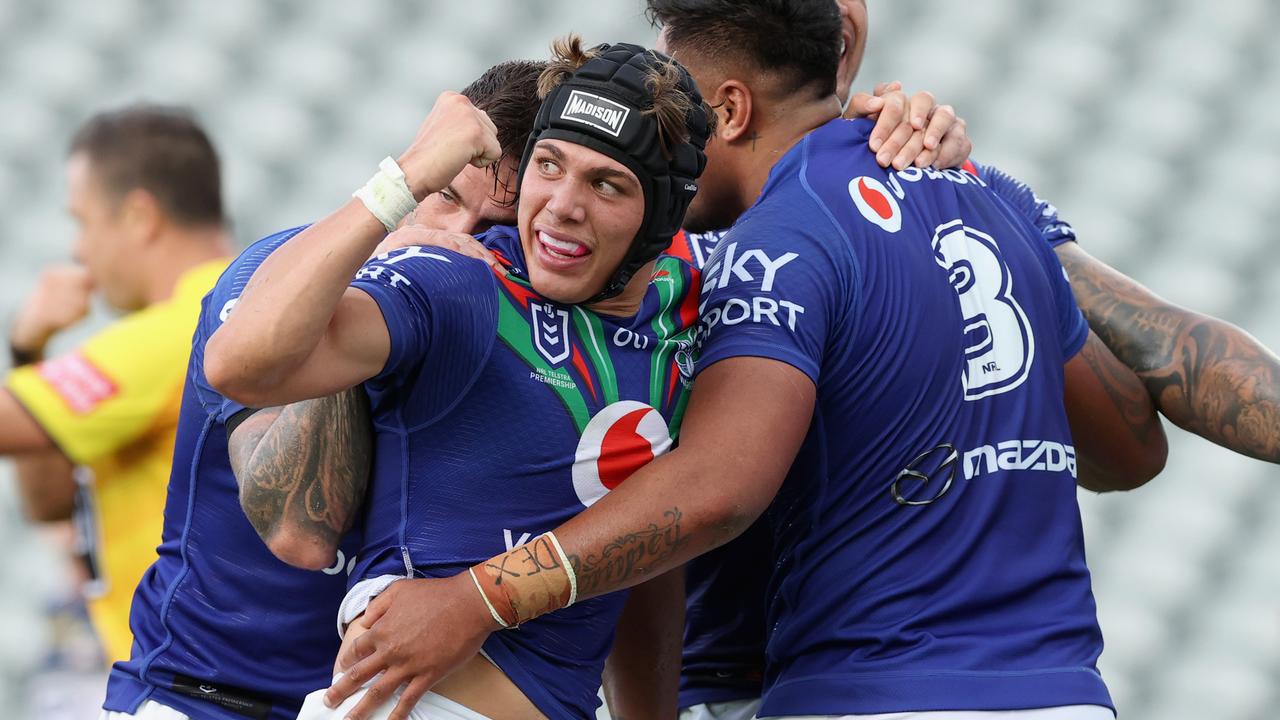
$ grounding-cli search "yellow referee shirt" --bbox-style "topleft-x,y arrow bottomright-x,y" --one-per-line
6,258 -> 227,664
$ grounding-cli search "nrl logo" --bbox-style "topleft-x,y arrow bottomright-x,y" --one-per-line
560,90 -> 630,138
532,302 -> 572,366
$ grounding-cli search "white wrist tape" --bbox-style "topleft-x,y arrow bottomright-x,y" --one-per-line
544,531 -> 577,608
352,156 -> 418,233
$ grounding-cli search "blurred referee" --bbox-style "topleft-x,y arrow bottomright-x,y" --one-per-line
0,104 -> 232,665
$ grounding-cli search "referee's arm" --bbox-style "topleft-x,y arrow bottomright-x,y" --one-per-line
0,389 -> 75,521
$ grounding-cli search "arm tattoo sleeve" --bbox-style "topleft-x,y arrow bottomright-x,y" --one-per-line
567,508 -> 688,597
1059,245 -> 1280,463
228,388 -> 374,551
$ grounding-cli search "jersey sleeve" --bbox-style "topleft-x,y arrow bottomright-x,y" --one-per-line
196,293 -> 250,425
350,246 -> 498,416
193,226 -> 308,424
692,199 -> 857,385
5,304 -> 190,464
1028,230 -> 1089,361
973,162 -> 1077,247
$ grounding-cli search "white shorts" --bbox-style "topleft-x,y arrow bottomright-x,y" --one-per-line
681,698 -> 763,720
297,681 -> 492,720
99,700 -> 191,719
765,706 -> 1114,720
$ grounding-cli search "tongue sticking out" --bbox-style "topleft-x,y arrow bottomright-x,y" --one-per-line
540,231 -> 590,258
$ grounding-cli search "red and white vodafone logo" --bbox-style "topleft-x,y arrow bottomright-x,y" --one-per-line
849,176 -> 902,233
572,400 -> 672,507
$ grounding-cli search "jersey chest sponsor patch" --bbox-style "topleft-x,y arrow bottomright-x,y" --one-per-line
573,400 -> 672,507
38,352 -> 119,414
849,176 -> 902,232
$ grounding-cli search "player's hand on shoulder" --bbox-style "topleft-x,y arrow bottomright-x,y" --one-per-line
10,265 -> 94,354
396,91 -> 502,201
372,226 -> 499,268
848,81 -> 971,171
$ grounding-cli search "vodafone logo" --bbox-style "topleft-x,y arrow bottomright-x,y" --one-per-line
572,401 -> 672,507
849,176 -> 902,233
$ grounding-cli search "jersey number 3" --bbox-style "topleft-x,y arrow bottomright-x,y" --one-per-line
931,219 -> 1035,400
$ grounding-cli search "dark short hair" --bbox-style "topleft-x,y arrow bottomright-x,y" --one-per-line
646,0 -> 842,99
461,60 -> 547,164
69,104 -> 225,226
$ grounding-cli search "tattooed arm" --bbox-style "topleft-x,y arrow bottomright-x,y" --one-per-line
227,388 -> 373,570
552,357 -> 808,602
1058,243 -> 1280,464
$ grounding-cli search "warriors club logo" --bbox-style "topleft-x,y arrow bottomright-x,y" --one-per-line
849,175 -> 902,233
572,401 -> 672,507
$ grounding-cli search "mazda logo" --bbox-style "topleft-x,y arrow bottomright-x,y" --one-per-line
891,443 -> 959,506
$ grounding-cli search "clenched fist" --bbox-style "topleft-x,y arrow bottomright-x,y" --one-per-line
396,92 -> 503,201
9,265 -> 94,357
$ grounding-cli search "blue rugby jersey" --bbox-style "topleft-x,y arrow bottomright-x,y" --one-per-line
973,161 -> 1077,247
676,161 -> 1082,710
348,227 -> 701,719
692,117 -> 1107,716
678,228 -> 773,710
104,226 -> 364,720
679,517 -> 772,708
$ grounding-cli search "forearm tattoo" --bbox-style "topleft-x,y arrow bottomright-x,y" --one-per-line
1060,246 -> 1280,463
1077,333 -> 1164,445
228,389 -> 373,549
567,508 -> 687,597
472,508 -> 688,626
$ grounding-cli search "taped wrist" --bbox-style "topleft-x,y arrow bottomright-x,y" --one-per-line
352,157 -> 418,233
469,532 -> 577,628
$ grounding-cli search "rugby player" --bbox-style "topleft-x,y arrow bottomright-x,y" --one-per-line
319,2 -> 1174,719
99,62 -> 544,720
207,40 -> 716,719
679,1 -> 1280,716
0,105 -> 232,665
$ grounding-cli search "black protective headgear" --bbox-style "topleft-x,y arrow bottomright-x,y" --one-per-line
517,43 -> 710,301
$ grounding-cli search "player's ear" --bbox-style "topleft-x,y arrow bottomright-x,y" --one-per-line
834,0 -> 868,105
119,188 -> 164,245
711,79 -> 753,144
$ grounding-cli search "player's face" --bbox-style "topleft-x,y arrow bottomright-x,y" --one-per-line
517,140 -> 644,304
409,158 -> 519,234
66,153 -> 144,311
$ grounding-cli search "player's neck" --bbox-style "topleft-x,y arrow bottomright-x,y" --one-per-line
736,95 -> 841,210
586,259 -> 657,318
139,225 -> 233,305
